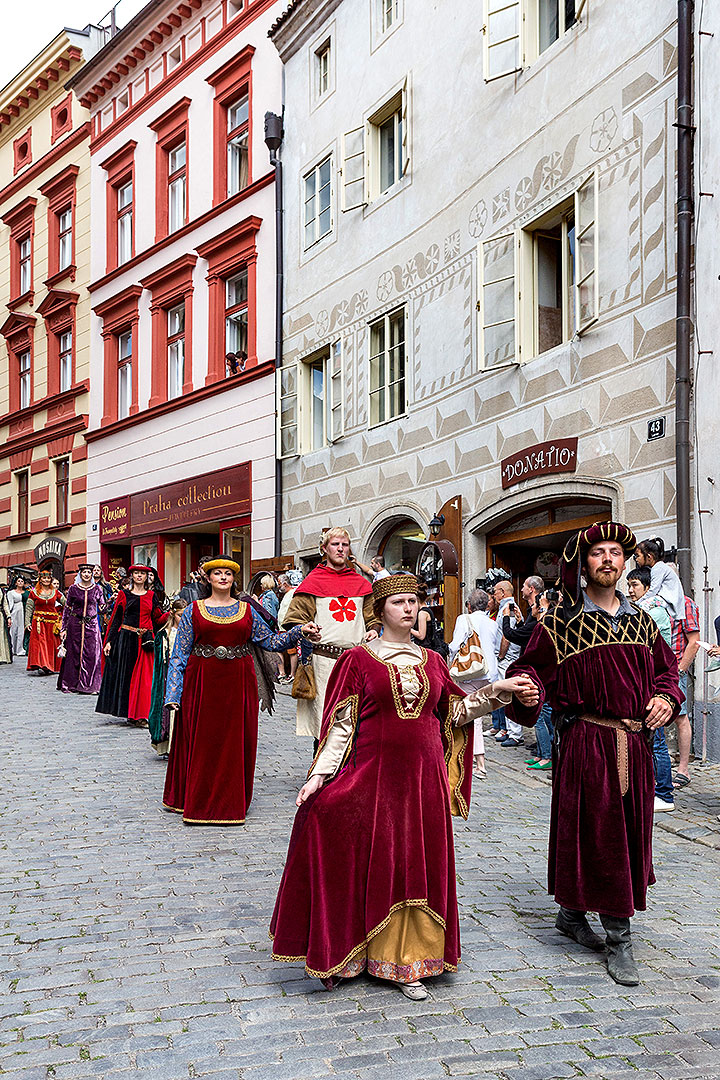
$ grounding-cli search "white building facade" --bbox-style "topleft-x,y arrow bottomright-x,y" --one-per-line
272,0 -> 686,623
70,0 -> 285,591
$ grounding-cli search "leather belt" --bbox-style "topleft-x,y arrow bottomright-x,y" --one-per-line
579,713 -> 643,797
192,644 -> 251,660
121,624 -> 145,636
312,643 -> 353,660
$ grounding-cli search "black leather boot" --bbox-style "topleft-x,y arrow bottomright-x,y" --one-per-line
599,914 -> 639,985
555,907 -> 604,951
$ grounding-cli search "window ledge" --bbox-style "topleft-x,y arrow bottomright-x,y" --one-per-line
363,172 -> 410,218
7,290 -> 33,310
368,412 -> 407,431
44,265 -> 77,290
8,532 -> 31,541
46,523 -> 71,533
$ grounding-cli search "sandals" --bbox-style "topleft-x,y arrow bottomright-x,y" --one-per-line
673,772 -> 691,788
399,981 -> 428,1000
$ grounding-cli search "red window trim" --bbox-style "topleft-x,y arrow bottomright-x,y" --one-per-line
36,289 -> 79,398
0,311 -> 35,414
51,93 -> 73,143
140,253 -> 197,408
13,127 -> 33,175
54,456 -> 71,526
16,468 -> 29,535
40,164 -> 79,285
101,140 -> 137,273
2,196 -> 37,306
196,214 -> 260,385
150,97 -> 190,242
206,44 -> 254,207
93,284 -> 142,424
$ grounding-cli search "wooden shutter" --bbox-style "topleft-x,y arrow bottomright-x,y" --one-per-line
574,172 -> 598,333
478,231 -> 519,366
341,125 -> 366,211
483,0 -> 523,82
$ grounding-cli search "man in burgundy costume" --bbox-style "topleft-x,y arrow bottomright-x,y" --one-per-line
507,522 -> 682,985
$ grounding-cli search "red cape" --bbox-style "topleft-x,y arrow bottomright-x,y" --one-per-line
295,564 -> 372,598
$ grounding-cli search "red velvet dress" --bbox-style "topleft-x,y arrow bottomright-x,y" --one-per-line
26,588 -> 63,672
270,645 -> 473,983
163,601 -> 258,824
507,598 -> 682,918
96,590 -> 166,722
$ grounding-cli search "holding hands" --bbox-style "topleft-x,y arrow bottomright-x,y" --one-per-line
505,674 -> 540,707
301,622 -> 322,642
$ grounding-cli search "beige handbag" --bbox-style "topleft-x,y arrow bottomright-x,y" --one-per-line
291,660 -> 317,700
449,616 -> 488,682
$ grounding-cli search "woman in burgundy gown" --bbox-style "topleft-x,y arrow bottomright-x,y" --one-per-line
163,559 -> 320,825
270,574 -> 537,1000
96,565 -> 166,725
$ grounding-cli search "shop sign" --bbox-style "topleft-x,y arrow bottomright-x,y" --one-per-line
500,438 -> 578,490
100,496 -> 131,542
129,463 -> 251,535
34,536 -> 67,566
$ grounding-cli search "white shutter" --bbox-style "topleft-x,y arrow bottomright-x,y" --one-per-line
483,0 -> 523,82
277,361 -> 300,458
574,172 -> 598,333
401,77 -> 409,177
327,340 -> 344,443
341,125 -> 366,211
575,0 -> 588,18
478,231 -> 519,367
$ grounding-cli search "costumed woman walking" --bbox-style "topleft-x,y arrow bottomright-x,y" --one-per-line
7,576 -> 27,657
148,597 -> 187,756
96,565 -> 167,725
270,574 -> 538,999
57,564 -> 107,694
25,566 -> 64,675
163,559 -> 321,825
506,522 -> 682,986
0,585 -> 11,664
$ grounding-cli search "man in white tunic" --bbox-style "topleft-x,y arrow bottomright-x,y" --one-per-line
282,528 -> 378,741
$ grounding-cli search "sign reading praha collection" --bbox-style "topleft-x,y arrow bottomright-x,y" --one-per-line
99,464 -> 251,542
500,438 -> 578,490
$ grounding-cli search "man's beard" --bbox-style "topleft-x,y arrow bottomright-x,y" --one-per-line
586,565 -> 621,587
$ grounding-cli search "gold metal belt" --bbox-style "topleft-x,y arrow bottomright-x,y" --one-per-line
192,644 -> 251,660
579,713 -> 643,797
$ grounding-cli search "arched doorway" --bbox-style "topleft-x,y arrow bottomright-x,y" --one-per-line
485,497 -> 613,593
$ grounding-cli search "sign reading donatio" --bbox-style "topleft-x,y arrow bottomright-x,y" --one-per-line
99,464 -> 251,541
500,438 -> 578,490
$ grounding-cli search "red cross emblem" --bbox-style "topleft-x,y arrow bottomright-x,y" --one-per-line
329,597 -> 357,622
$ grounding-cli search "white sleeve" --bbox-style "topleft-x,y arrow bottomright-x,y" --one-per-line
309,701 -> 355,778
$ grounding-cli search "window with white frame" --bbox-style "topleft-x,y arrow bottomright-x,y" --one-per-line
483,0 -> 585,80
343,83 -> 408,209
278,340 -> 343,457
380,0 -> 400,32
369,309 -> 405,426
59,330 -> 72,393
227,95 -> 249,197
18,349 -> 31,409
225,270 -> 248,360
478,173 -> 597,366
304,156 -> 332,248
19,236 -> 31,295
117,180 -> 133,263
167,304 -> 185,399
315,40 -> 331,98
168,141 -> 187,232
58,207 -> 72,270
117,329 -> 132,419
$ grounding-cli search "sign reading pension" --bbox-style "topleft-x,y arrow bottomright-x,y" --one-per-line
500,438 -> 578,490
99,464 -> 251,540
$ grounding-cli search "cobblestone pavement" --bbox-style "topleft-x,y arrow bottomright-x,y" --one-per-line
2,660 -> 720,1080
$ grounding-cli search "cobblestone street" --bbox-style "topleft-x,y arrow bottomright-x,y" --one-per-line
2,660 -> 720,1080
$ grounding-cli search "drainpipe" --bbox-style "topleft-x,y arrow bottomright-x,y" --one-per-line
264,111 -> 284,561
675,0 -> 694,591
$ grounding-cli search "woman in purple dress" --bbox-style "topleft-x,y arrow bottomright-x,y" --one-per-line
57,564 -> 107,694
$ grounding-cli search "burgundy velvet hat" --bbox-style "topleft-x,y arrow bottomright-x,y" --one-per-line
560,521 -> 637,608
128,564 -> 151,574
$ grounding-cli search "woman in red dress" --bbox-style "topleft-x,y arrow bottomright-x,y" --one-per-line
26,567 -> 64,675
270,574 -> 538,999
163,559 -> 320,825
96,565 -> 167,725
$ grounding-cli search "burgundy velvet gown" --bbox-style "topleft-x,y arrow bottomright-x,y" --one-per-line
270,645 -> 473,983
96,590 -> 166,721
163,601 -> 258,824
26,588 -> 63,673
507,601 -> 682,918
